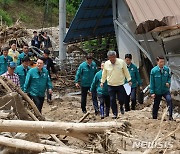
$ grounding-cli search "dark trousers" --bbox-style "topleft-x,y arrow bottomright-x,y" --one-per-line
47,90 -> 52,101
81,87 -> 98,112
108,85 -> 126,116
125,87 -> 137,111
97,94 -> 110,117
152,91 -> 173,119
30,95 -> 45,113
47,75 -> 52,101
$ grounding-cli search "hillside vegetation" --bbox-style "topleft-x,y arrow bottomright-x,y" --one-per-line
0,0 -> 81,28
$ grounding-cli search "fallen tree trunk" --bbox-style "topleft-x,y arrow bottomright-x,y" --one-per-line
26,109 -> 66,146
0,120 -> 128,141
63,111 -> 90,139
0,136 -> 92,154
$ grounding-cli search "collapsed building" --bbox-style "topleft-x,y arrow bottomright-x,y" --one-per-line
64,0 -> 180,103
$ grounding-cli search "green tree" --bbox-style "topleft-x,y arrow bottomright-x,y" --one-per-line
66,0 -> 81,24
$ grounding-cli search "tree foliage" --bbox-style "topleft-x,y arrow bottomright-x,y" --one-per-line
0,0 -> 82,27
0,9 -> 13,26
30,0 -> 81,24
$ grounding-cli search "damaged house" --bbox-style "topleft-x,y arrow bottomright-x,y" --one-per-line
64,0 -> 180,103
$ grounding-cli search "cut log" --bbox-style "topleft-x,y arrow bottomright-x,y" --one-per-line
0,136 -> 92,154
0,76 -> 44,120
26,109 -> 66,146
0,120 -> 128,141
63,111 -> 90,139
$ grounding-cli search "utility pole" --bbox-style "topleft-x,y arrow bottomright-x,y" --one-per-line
59,0 -> 66,61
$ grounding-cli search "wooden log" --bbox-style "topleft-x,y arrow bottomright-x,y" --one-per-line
0,76 -> 44,121
0,136 -> 92,154
0,78 -> 12,92
63,111 -> 90,139
0,120 -> 127,141
26,109 -> 66,146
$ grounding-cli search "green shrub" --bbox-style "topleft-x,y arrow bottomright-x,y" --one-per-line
0,9 -> 13,26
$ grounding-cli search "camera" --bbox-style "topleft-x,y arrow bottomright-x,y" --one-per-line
38,31 -> 44,40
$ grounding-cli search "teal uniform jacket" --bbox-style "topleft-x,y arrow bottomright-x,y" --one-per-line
17,52 -> 28,65
90,70 -> 109,96
126,63 -> 142,88
0,55 -> 13,75
75,61 -> 97,87
24,67 -> 53,97
150,65 -> 171,95
15,65 -> 31,91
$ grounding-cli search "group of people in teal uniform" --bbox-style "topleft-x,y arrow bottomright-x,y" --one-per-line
0,45 -> 173,120
0,45 -> 55,113
75,51 -> 173,120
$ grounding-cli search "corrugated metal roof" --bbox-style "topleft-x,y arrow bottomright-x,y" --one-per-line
64,0 -> 114,44
126,0 -> 180,34
126,0 -> 180,25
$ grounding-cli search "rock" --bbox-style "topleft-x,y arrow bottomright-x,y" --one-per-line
50,106 -> 58,111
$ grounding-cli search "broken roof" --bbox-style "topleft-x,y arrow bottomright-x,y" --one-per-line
64,0 -> 114,44
125,0 -> 180,34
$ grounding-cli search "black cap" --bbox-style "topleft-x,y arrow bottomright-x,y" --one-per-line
33,31 -> 37,33
44,49 -> 50,55
125,54 -> 132,59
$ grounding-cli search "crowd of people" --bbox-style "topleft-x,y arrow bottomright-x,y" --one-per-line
75,51 -> 173,120
0,41 -> 173,120
0,31 -> 56,113
31,31 -> 52,50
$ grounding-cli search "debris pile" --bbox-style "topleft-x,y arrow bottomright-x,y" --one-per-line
0,22 -> 29,48
0,76 -> 131,154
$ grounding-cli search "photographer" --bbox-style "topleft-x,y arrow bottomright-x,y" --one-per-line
31,31 -> 41,49
40,31 -> 52,49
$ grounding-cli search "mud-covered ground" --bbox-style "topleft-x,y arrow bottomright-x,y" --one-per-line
41,88 -> 180,154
